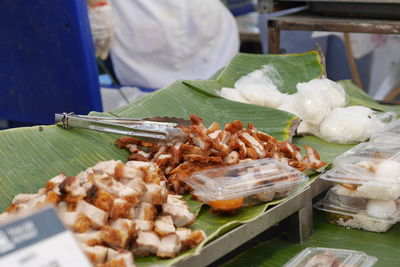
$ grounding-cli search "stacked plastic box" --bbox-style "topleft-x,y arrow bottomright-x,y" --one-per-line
315,121 -> 400,233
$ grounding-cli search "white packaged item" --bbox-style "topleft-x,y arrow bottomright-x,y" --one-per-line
314,187 -> 399,233
321,142 -> 400,200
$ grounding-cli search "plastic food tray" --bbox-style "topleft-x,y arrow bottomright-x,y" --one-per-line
314,188 -> 399,233
186,158 -> 308,209
284,247 -> 377,267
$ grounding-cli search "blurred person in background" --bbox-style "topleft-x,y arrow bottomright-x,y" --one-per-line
87,0 -> 239,90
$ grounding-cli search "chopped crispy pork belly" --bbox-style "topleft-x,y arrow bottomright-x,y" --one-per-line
86,185 -> 115,212
59,212 -> 91,233
75,231 -> 102,246
92,160 -> 120,176
125,161 -> 161,184
76,200 -> 107,229
135,231 -> 160,257
98,251 -> 135,267
59,176 -> 87,202
154,215 -> 175,237
93,176 -> 140,204
175,228 -> 192,250
12,194 -> 47,212
133,220 -> 154,232
110,198 -> 132,220
100,225 -> 130,249
1,157 -> 206,265
223,151 -> 240,165
115,163 -> 145,181
82,245 -> 108,264
111,218 -> 136,237
45,174 -> 67,191
187,230 -> 206,248
156,233 -> 181,258
162,195 -> 195,227
135,203 -> 156,221
11,193 -> 40,206
141,184 -> 167,205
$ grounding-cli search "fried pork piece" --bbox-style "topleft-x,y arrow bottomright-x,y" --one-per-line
154,216 -> 175,237
59,212 -> 91,233
223,151 -> 240,165
81,245 -> 109,264
93,175 -> 141,204
45,174 -> 67,192
125,161 -> 161,184
175,228 -> 192,250
92,160 -> 121,177
86,185 -> 115,212
100,225 -> 130,249
75,231 -> 102,246
303,145 -> 327,169
162,195 -> 195,227
111,218 -> 137,239
75,200 -> 107,229
115,162 -> 145,181
135,203 -> 157,221
11,193 -> 40,206
156,233 -> 181,258
141,184 -> 167,205
59,176 -> 87,202
187,230 -> 206,248
97,251 -> 135,267
135,231 -> 160,257
133,220 -> 154,232
110,198 -> 133,220
8,194 -> 47,213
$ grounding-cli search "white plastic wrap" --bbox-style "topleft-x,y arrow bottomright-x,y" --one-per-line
295,78 -> 346,125
234,66 -> 284,108
218,87 -> 251,104
314,187 -> 399,232
317,106 -> 375,144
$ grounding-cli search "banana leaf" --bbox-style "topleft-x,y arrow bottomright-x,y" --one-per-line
216,51 -> 324,93
0,51 -> 398,266
221,211 -> 400,267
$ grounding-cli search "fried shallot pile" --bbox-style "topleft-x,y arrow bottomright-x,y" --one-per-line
116,115 -> 327,194
0,160 -> 205,267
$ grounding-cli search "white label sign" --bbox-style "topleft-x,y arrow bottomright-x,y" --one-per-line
0,206 -> 91,267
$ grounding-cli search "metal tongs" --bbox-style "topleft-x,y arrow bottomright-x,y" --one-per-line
55,112 -> 189,144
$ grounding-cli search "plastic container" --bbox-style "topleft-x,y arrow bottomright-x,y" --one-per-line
284,247 -> 377,267
315,187 -> 399,233
185,158 -> 308,211
320,142 -> 400,200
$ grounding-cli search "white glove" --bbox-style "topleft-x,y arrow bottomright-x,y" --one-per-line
88,2 -> 114,59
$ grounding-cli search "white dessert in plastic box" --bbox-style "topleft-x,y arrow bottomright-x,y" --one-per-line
185,158 -> 308,212
315,187 -> 399,233
284,247 -> 377,267
320,142 -> 400,200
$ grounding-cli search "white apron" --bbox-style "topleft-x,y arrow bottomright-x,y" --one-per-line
109,0 -> 239,89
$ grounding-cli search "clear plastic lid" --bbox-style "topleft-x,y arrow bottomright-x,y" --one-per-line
320,142 -> 400,185
185,158 -> 308,202
284,247 -> 377,267
314,187 -> 400,223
